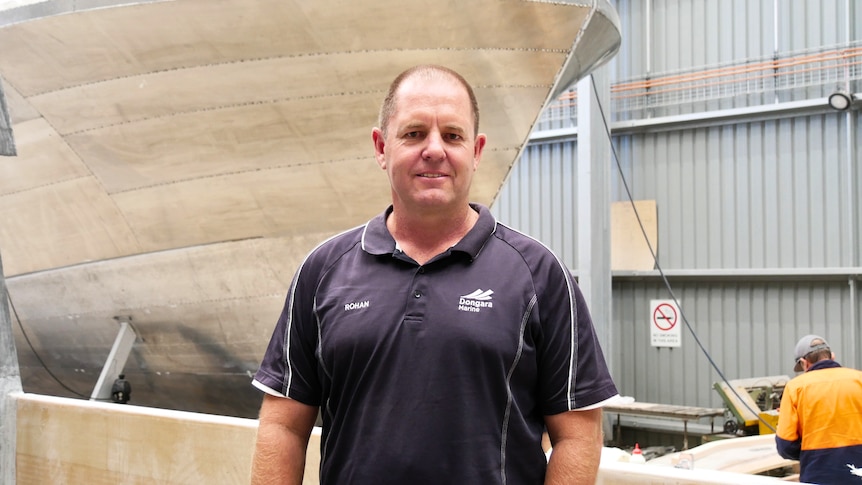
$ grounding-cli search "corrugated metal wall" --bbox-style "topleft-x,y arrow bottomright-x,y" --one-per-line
494,143 -> 579,264
623,116 -> 858,269
492,0 -> 861,409
610,280 -> 856,408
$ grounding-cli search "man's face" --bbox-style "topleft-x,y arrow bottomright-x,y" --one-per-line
372,75 -> 486,215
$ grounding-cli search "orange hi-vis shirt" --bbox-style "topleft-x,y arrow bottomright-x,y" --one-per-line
776,360 -> 862,485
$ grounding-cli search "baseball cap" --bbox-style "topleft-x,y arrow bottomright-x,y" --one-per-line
793,334 -> 830,372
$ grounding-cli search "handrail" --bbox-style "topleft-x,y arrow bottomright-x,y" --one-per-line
613,60 -> 862,101
612,46 -> 862,93
543,44 -> 862,117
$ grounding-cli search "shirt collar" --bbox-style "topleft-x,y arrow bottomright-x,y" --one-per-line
808,359 -> 841,371
360,203 -> 497,262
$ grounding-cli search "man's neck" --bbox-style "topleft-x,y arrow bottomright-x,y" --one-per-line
387,204 -> 478,265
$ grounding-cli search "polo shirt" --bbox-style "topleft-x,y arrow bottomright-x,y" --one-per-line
254,203 -> 619,485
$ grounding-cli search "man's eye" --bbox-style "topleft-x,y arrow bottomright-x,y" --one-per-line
405,131 -> 420,138
445,133 -> 463,141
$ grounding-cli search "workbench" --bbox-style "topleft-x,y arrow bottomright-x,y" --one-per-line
604,401 -> 726,450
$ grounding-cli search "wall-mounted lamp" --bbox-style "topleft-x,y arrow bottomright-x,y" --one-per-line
827,89 -> 855,111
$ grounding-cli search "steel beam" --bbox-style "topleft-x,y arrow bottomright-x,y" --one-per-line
1,251 -> 22,484
90,320 -> 137,403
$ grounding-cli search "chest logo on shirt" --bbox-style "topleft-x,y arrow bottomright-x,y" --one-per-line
344,300 -> 370,311
458,289 -> 494,313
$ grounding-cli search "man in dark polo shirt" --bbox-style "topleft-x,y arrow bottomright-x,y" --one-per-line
250,64 -> 619,484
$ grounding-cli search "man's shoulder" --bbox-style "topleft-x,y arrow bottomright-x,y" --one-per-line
792,364 -> 862,385
492,222 -> 557,258
830,365 -> 862,379
303,224 -> 366,267
487,223 -> 574,290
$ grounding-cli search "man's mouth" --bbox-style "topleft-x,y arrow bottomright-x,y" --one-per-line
418,174 -> 445,178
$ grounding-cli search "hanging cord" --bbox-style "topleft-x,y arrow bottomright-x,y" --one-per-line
587,74 -> 776,433
8,296 -> 112,401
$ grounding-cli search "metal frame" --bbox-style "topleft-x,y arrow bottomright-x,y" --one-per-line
89,319 -> 137,402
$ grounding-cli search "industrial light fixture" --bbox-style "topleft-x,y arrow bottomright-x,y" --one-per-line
827,89 -> 854,111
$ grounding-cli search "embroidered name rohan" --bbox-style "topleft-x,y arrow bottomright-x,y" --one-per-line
344,300 -> 370,311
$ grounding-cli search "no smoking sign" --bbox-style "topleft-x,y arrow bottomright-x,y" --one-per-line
650,299 -> 681,347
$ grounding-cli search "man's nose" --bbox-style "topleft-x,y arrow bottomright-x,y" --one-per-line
422,132 -> 445,160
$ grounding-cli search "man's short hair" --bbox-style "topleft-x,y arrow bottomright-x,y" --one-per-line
378,64 -> 480,138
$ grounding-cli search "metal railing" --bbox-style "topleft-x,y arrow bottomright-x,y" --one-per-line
539,42 -> 862,128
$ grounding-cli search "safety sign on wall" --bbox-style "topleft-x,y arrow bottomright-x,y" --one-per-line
650,299 -> 681,347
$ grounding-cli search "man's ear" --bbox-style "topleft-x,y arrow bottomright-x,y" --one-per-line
372,128 -> 386,170
472,133 -> 487,170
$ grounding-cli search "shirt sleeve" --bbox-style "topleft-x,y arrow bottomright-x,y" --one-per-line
537,258 -> 618,414
252,258 -> 322,406
775,382 -> 801,460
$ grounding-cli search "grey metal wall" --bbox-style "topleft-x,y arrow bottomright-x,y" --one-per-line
493,142 -> 579,265
492,0 -> 862,409
619,115 -> 860,269
611,279 -> 856,407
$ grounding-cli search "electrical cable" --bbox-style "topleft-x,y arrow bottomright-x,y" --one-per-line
587,74 -> 777,434
8,296 -> 112,401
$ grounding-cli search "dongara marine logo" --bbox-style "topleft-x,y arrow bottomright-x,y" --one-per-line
458,289 -> 494,313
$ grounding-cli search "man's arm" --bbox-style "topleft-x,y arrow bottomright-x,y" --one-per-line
775,435 -> 801,460
250,394 -> 319,485
775,386 -> 801,461
544,407 -> 604,485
